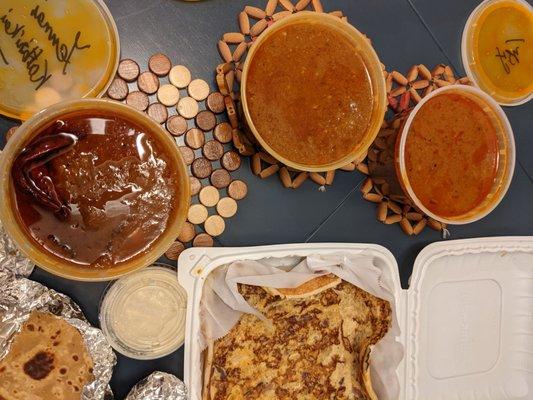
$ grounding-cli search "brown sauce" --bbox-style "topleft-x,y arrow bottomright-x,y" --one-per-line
246,21 -> 374,166
12,112 -> 180,268
404,92 -> 500,218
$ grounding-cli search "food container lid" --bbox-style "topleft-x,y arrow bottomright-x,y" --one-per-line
177,238 -> 533,400
99,265 -> 187,360
461,0 -> 533,106
0,0 -> 120,120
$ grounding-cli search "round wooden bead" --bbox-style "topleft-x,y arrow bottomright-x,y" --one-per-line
157,84 -> 180,106
125,91 -> 149,111
190,176 -> 202,196
149,53 -> 172,77
117,59 -> 140,82
193,233 -> 214,247
216,197 -> 238,218
169,65 -> 192,89
188,204 -> 208,224
192,157 -> 212,179
196,110 -> 217,132
138,71 -> 160,94
199,186 -> 220,207
188,79 -> 210,101
177,96 -> 199,119
213,122 -> 233,143
177,221 -> 196,243
167,115 -> 188,136
221,151 -> 241,171
179,146 -> 195,165
227,180 -> 248,200
204,215 -> 225,237
206,92 -> 225,113
107,77 -> 129,100
185,128 -> 205,149
210,169 -> 231,189
147,102 -> 168,124
165,241 -> 185,260
202,140 -> 224,161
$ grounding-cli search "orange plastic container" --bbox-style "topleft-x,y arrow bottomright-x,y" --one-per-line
0,99 -> 190,281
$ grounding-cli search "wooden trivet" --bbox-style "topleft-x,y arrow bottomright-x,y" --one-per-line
213,0 -> 371,190
106,55 -> 250,259
361,64 -> 471,237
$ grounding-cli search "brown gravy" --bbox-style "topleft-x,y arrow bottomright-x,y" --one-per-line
246,21 -> 374,166
12,112 -> 180,268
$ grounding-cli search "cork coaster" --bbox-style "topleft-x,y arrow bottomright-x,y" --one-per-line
360,64 -> 471,237
107,56 -> 250,258
214,0 -> 369,191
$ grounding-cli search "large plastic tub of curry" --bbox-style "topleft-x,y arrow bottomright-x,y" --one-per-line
178,238 -> 533,400
241,12 -> 387,172
0,99 -> 190,281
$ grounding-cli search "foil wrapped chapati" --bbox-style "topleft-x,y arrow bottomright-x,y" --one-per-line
204,275 -> 392,400
0,311 -> 94,400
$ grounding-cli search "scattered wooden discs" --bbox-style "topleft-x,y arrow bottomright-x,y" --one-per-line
179,146 -> 195,165
228,180 -> 248,200
213,122 -> 232,143
147,102 -> 168,124
199,186 -> 220,207
217,197 -> 238,218
177,222 -> 196,243
193,233 -> 214,247
188,204 -> 208,224
125,91 -> 149,111
149,53 -> 172,77
190,176 -> 202,196
192,157 -> 212,179
206,92 -> 225,113
177,97 -> 199,119
196,110 -> 217,132
107,77 -> 129,100
204,215 -> 225,237
169,65 -> 192,89
165,241 -> 185,261
167,115 -> 188,136
157,84 -> 180,106
203,140 -> 224,161
188,79 -> 210,101
185,128 -> 205,149
221,150 -> 241,171
138,71 -> 160,94
117,59 -> 140,82
210,168 -> 231,189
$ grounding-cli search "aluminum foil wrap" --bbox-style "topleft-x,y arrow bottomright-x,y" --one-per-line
0,222 -> 34,278
125,371 -> 188,400
0,275 -> 116,400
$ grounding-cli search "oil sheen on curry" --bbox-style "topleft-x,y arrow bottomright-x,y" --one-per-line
245,21 -> 373,166
12,112 -> 180,268
404,92 -> 500,218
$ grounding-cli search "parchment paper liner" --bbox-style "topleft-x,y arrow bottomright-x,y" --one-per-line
200,252 -> 404,400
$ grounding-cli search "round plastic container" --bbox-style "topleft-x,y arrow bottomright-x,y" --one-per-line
0,0 -> 120,120
99,265 -> 187,360
395,85 -> 515,225
0,99 -> 190,281
241,12 -> 387,172
462,0 -> 533,106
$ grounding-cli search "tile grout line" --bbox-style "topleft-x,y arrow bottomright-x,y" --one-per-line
405,0 -> 460,72
304,177 -> 366,243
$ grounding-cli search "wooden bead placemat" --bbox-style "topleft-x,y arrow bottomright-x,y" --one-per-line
213,0 -> 368,190
107,54 -> 250,259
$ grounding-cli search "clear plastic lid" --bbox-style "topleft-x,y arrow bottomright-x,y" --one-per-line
0,0 -> 120,120
99,265 -> 187,360
461,0 -> 533,106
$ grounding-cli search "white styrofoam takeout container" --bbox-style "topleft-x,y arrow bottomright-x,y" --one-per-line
178,237 -> 533,400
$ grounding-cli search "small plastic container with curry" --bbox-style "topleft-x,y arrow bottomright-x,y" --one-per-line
395,85 -> 515,225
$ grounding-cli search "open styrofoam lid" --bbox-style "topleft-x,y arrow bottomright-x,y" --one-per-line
405,237 -> 533,400
0,0 -> 119,120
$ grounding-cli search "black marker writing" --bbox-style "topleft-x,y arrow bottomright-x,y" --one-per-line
495,39 -> 525,74
30,4 -> 91,74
